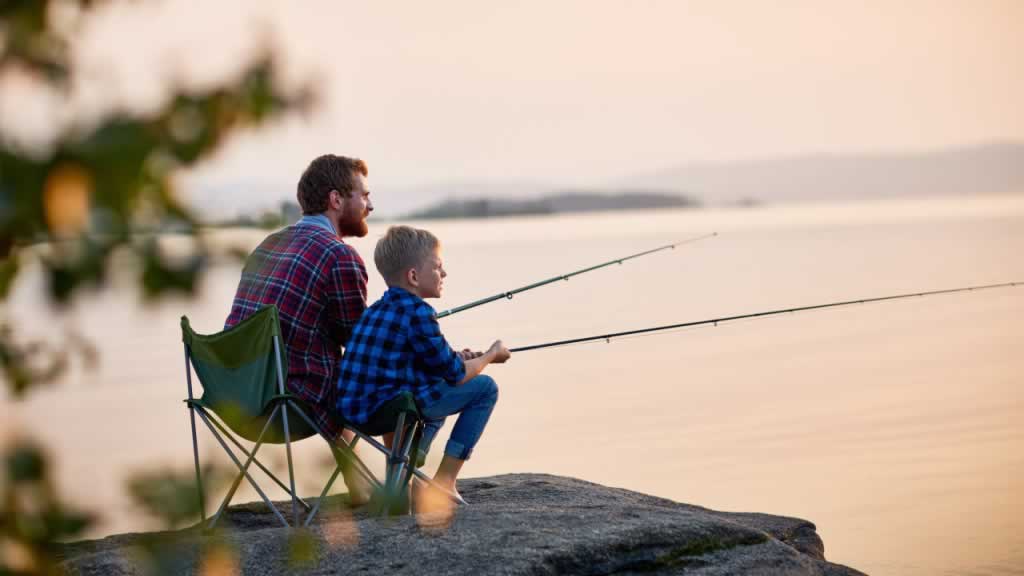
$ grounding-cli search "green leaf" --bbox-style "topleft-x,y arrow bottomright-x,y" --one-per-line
127,470 -> 204,528
6,443 -> 45,483
288,528 -> 322,568
0,251 -> 19,298
42,508 -> 94,540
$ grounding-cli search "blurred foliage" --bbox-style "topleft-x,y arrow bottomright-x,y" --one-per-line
124,465 -> 240,576
0,323 -> 67,396
127,533 -> 238,576
0,0 -> 95,84
1,1 -> 321,574
287,528 -> 320,569
126,465 -> 230,531
0,0 -> 314,398
0,52 -> 309,306
1,440 -> 94,575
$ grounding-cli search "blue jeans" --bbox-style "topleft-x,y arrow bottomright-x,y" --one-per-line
418,375 -> 499,461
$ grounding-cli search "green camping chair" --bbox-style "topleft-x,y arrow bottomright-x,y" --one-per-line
181,305 -> 381,528
298,383 -> 468,517
182,306 -> 463,526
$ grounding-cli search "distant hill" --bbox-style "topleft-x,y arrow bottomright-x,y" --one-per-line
405,191 -> 698,219
621,141 -> 1024,205
192,141 -> 1024,221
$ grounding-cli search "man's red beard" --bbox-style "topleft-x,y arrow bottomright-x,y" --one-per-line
337,206 -> 369,238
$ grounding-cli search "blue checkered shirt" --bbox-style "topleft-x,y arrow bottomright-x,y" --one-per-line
337,286 -> 466,425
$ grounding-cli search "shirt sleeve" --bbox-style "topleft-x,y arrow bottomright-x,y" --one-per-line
326,245 -> 368,348
407,303 -> 466,385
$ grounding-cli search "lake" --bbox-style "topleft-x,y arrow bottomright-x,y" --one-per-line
3,193 -> 1023,575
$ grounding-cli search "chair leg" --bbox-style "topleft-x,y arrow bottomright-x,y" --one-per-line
338,432 -> 384,493
303,465 -> 343,527
281,403 -> 299,527
199,407 -> 289,529
288,400 -> 382,490
340,421 -> 467,507
184,349 -> 206,523
396,421 -> 421,514
212,411 -> 274,519
395,423 -> 417,488
386,413 -> 406,496
379,413 -> 409,516
333,433 -> 382,494
280,400 -> 383,526
205,414 -> 311,511
286,400 -> 381,492
187,404 -> 206,523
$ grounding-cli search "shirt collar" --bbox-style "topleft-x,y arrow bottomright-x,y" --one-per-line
386,285 -> 435,310
296,213 -> 338,236
386,285 -> 418,301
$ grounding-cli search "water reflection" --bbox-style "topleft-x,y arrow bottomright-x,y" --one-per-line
4,194 -> 1024,576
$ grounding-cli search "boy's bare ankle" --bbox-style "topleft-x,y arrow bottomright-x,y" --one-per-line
414,478 -> 460,518
432,474 -> 456,492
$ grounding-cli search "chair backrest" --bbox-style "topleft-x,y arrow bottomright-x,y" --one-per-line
181,306 -> 289,440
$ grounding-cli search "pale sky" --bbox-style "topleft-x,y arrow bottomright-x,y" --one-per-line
5,0 -> 1023,216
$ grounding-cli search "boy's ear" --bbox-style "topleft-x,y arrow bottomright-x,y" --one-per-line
406,267 -> 419,287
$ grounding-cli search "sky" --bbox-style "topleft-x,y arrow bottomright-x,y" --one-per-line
4,0 -> 1023,217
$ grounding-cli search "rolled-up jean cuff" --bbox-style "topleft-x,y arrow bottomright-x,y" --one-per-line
445,439 -> 472,460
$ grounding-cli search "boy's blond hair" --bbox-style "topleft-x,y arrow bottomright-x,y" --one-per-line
374,225 -> 440,285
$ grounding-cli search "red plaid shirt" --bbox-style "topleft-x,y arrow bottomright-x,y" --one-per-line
225,218 -> 367,439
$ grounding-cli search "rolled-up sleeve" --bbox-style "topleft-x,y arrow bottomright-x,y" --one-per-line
407,304 -> 465,385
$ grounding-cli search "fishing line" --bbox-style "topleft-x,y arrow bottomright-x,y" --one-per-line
436,232 -> 717,319
509,281 -> 1021,353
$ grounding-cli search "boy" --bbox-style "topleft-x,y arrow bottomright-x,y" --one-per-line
337,225 -> 511,500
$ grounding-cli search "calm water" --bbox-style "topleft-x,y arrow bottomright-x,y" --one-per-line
4,194 -> 1024,575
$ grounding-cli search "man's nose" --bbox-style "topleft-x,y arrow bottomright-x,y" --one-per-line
366,199 -> 374,212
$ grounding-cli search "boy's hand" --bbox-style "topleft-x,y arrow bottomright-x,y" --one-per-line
488,340 -> 511,364
458,348 -> 483,361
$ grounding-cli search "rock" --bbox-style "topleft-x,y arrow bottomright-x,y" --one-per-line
57,474 -> 865,575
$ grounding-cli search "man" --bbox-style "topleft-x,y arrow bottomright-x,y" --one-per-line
225,154 -> 373,499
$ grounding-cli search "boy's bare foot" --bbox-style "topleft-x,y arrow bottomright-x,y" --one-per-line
438,480 -> 463,504
413,479 -> 458,527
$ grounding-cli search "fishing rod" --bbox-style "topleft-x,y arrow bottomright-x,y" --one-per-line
509,281 -> 1020,353
436,232 -> 718,319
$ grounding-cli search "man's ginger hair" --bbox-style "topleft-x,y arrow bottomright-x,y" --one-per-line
374,225 -> 440,285
296,154 -> 368,214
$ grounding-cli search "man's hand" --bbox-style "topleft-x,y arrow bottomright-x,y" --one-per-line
487,340 -> 511,364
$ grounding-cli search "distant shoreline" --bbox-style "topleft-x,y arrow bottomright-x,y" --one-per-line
403,190 -> 702,220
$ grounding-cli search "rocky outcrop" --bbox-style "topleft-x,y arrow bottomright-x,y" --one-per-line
58,474 -> 865,575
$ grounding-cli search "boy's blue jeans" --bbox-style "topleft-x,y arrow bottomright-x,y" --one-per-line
418,374 -> 499,461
